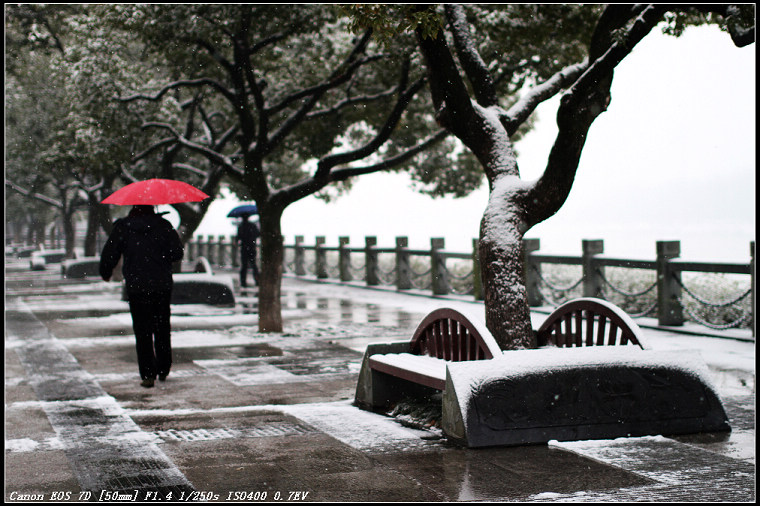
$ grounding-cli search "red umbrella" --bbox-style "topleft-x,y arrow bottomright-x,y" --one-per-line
101,179 -> 210,205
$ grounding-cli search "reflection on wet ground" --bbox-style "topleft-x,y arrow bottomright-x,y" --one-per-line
238,289 -> 422,330
6,267 -> 422,331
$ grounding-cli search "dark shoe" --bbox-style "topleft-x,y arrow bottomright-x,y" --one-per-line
140,378 -> 155,388
158,373 -> 168,382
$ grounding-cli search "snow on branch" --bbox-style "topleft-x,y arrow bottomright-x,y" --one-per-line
445,4 -> 498,108
504,61 -> 588,136
116,78 -> 236,104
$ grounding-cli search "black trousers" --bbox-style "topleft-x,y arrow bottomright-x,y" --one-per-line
127,290 -> 172,380
240,247 -> 259,287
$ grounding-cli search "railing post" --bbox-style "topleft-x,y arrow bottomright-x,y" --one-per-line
216,236 -> 226,267
294,235 -> 305,276
751,241 -> 756,337
225,236 -> 235,267
365,236 -> 379,286
195,236 -> 202,261
200,236 -> 210,261
315,236 -> 328,278
221,236 -> 231,267
231,235 -> 240,268
431,238 -> 448,295
208,236 -> 219,267
187,238 -> 197,263
523,238 -> 542,306
657,240 -> 683,326
582,239 -> 604,298
396,236 -> 411,290
339,237 -> 352,282
472,238 -> 484,301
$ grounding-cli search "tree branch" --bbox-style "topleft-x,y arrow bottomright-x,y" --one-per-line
526,4 -> 668,228
331,129 -> 449,181
415,9 -> 480,145
503,61 -> 588,136
271,128 -> 449,209
445,4 -> 498,107
117,78 -> 236,104
263,30 -> 375,155
314,63 -> 422,175
265,54 -> 382,115
306,86 -> 401,120
6,179 -> 62,208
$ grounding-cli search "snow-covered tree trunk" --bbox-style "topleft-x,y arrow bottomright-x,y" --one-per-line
479,184 -> 535,349
257,209 -> 285,332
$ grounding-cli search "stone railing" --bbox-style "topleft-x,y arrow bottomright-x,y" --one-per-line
185,235 -> 755,336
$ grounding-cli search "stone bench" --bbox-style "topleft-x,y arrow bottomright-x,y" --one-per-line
29,249 -> 68,270
442,346 -> 730,447
14,245 -> 39,258
172,257 -> 235,305
121,257 -> 235,306
61,257 -> 101,279
355,298 -> 730,448
356,299 -> 645,410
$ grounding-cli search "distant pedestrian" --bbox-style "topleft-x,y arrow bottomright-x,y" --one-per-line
99,205 -> 184,388
237,215 -> 260,288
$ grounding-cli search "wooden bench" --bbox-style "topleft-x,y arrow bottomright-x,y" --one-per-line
368,308 -> 502,391
536,297 -> 648,349
355,307 -> 501,409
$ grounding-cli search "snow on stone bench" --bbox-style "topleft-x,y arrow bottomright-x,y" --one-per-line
120,257 -> 235,306
29,249 -> 68,270
443,347 -> 730,447
171,257 -> 235,305
61,257 -> 101,279
368,353 -> 449,391
354,298 -> 730,448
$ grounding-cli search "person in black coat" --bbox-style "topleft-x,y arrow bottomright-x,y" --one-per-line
236,215 -> 260,288
100,205 -> 184,388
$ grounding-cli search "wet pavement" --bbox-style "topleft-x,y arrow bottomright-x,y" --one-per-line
4,259 -> 756,502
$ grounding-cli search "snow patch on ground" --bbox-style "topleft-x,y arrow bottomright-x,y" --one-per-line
124,400 -> 437,453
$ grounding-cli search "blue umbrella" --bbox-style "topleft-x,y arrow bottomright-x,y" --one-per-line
227,204 -> 258,218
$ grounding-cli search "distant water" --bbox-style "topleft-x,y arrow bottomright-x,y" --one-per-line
189,182 -> 754,265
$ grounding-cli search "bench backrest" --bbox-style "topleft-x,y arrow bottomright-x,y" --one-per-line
410,308 -> 501,361
536,298 -> 648,349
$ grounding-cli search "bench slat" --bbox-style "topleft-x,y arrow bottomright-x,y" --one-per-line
537,298 -> 647,349
369,354 -> 447,390
410,308 -> 501,361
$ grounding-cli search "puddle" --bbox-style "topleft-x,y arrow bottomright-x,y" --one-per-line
172,343 -> 283,362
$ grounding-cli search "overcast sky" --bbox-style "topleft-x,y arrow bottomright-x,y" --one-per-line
191,24 -> 755,263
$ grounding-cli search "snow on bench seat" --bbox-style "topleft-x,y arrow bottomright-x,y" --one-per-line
368,353 -> 449,390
